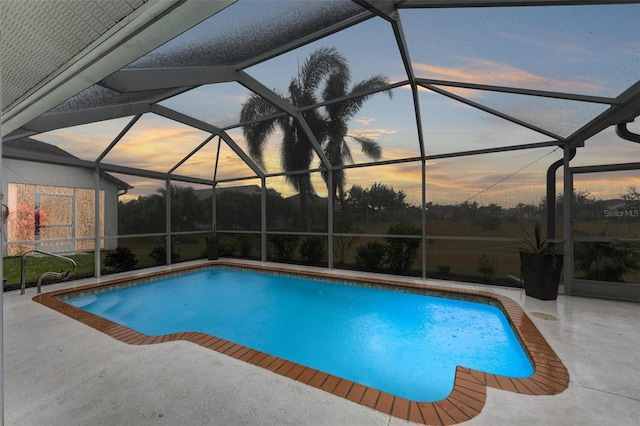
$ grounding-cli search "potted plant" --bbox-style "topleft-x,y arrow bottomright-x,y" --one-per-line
519,222 -> 563,300
205,233 -> 219,260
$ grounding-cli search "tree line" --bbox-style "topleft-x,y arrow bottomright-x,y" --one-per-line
118,184 -> 640,235
117,181 -> 414,234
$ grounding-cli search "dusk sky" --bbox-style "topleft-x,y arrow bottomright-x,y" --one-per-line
32,2 -> 639,207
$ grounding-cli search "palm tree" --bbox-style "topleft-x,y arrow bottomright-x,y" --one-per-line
240,47 -> 390,228
321,68 -> 391,204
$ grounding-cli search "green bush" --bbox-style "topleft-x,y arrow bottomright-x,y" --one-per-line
103,246 -> 137,272
334,235 -> 359,264
355,241 -> 387,270
270,235 -> 299,260
575,242 -> 640,282
385,224 -> 420,273
149,245 -> 180,265
218,240 -> 237,256
477,254 -> 497,280
235,234 -> 253,257
436,264 -> 451,276
300,236 -> 326,263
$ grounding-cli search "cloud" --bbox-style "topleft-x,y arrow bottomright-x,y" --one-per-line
575,172 -> 638,200
413,57 -> 602,94
94,118 -> 213,171
355,117 -> 376,125
350,128 -> 398,139
33,118 -> 135,160
495,31 -> 585,57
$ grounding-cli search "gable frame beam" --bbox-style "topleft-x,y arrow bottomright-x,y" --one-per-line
168,134 -> 217,175
2,146 -> 214,186
150,104 -> 264,179
401,1 -> 639,8
390,13 -> 427,158
101,66 -> 239,93
96,114 -> 142,163
564,81 -> 640,147
416,78 -> 619,105
20,103 -> 152,134
421,82 -> 566,141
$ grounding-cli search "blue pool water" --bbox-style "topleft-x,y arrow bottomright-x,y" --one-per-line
66,269 -> 533,401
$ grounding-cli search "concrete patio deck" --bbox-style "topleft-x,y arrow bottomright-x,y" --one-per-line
3,260 -> 639,425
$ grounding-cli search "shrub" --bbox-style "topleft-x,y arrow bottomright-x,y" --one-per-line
575,241 -> 640,282
385,224 -> 420,273
300,236 -> 326,263
436,264 -> 450,276
333,223 -> 360,264
355,241 -> 387,270
103,246 -> 137,272
270,235 -> 299,260
149,245 -> 180,265
334,235 -> 359,264
218,240 -> 236,256
235,234 -> 253,258
477,254 -> 497,280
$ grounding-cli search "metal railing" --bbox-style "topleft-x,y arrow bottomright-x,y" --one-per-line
20,250 -> 77,295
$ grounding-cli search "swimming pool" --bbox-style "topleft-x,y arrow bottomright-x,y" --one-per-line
67,268 -> 532,402
35,263 -> 569,425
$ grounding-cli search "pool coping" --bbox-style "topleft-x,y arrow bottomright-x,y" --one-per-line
33,261 -> 569,425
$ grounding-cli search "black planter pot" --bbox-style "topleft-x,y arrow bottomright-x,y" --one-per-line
206,240 -> 219,260
519,251 -> 563,300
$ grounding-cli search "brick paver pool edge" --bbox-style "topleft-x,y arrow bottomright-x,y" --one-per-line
34,261 -> 569,425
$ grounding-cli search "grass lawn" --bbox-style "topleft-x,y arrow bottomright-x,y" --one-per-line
4,221 -> 637,289
3,234 -> 212,288
3,252 -> 98,286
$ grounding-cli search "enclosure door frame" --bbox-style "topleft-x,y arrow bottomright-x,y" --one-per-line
569,163 -> 640,301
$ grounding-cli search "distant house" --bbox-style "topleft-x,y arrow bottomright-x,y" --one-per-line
2,138 -> 132,255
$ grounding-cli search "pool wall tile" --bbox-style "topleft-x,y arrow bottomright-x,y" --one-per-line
33,261 -> 570,425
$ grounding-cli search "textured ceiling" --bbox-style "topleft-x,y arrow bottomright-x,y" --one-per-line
126,0 -> 365,69
1,0 -> 148,110
0,0 -> 236,137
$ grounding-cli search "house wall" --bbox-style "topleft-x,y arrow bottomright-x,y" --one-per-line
2,159 -> 120,252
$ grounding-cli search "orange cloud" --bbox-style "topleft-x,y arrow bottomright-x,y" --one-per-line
413,57 -> 602,94
351,128 -> 398,140
354,117 -> 376,125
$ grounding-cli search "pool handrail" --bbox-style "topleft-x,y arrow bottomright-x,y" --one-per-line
20,249 -> 77,295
